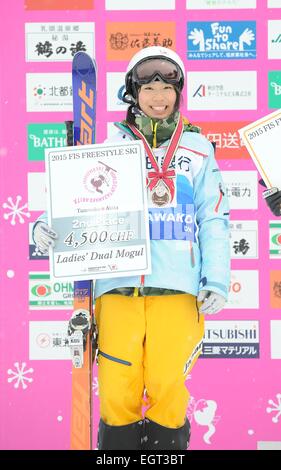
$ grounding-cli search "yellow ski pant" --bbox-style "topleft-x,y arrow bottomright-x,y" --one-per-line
95,293 -> 204,429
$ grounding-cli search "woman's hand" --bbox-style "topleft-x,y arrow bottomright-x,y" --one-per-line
263,187 -> 281,216
33,222 -> 58,254
197,290 -> 226,315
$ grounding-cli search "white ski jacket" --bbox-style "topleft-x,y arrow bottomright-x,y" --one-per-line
94,123 -> 230,300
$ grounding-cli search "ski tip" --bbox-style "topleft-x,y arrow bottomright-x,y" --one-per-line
72,52 -> 97,76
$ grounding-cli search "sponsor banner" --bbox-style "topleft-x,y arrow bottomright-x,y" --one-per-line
268,71 -> 281,109
25,22 -> 95,62
270,320 -> 281,359
107,72 -> 127,111
25,0 -> 94,10
268,0 -> 281,8
187,71 -> 257,110
187,21 -> 256,60
105,0 -> 175,9
229,221 -> 258,259
199,121 -> 248,159
257,442 -> 281,450
186,0 -> 256,9
221,171 -> 258,210
29,273 -> 73,309
28,172 -> 47,211
270,271 -> 281,309
268,20 -> 281,60
201,320 -> 259,359
26,73 -> 72,112
29,321 -> 70,360
226,270 -> 259,309
29,222 -> 49,260
28,123 -> 67,161
269,221 -> 281,258
106,22 -> 176,61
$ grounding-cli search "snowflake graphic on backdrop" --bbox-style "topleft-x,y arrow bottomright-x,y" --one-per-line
7,362 -> 34,390
266,393 -> 281,423
2,196 -> 31,225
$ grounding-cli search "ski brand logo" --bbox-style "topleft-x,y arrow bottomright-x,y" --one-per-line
77,81 -> 95,145
83,161 -> 117,202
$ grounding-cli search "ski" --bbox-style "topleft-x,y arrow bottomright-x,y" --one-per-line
65,51 -> 97,450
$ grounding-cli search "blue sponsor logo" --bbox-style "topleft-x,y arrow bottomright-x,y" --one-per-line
187,21 -> 256,60
149,204 -> 195,241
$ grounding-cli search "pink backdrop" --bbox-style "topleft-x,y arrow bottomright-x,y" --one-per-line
1,0 -> 281,450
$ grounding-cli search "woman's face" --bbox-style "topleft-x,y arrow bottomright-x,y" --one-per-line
138,81 -> 177,120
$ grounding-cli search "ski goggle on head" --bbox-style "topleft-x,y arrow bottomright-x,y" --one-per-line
131,58 -> 183,87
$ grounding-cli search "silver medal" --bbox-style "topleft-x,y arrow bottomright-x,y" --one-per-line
150,179 -> 172,207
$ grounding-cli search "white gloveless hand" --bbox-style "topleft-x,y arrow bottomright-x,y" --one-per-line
197,290 -> 226,315
33,222 -> 58,254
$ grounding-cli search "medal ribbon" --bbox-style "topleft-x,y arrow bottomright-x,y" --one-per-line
127,114 -> 184,200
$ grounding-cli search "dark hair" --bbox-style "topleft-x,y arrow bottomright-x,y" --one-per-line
124,84 -> 183,125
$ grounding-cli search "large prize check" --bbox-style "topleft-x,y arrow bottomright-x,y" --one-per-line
45,141 -> 151,280
238,109 -> 281,189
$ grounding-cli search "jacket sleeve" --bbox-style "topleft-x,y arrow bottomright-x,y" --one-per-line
193,141 -> 230,301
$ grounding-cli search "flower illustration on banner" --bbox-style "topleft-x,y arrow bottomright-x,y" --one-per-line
187,396 -> 220,444
2,196 -> 31,225
266,393 -> 281,423
7,362 -> 34,390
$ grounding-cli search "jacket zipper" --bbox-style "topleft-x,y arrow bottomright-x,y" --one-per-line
140,120 -> 158,290
151,120 -> 158,149
215,183 -> 225,213
98,350 -> 132,366
189,241 -> 195,268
